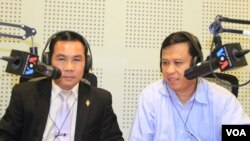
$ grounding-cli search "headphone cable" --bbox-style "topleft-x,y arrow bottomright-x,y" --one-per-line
168,85 -> 199,141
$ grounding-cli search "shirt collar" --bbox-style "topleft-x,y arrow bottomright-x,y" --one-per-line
159,78 -> 208,104
194,78 -> 208,104
51,80 -> 79,100
159,79 -> 169,96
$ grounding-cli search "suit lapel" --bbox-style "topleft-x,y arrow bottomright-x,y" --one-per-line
34,79 -> 52,140
74,82 -> 92,141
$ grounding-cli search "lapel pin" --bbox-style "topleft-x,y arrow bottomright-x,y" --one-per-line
86,99 -> 90,107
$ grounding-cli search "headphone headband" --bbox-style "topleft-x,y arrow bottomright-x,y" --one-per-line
42,30 -> 92,73
179,31 -> 204,63
160,31 -> 204,72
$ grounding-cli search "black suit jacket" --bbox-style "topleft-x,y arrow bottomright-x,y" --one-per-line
0,78 -> 124,141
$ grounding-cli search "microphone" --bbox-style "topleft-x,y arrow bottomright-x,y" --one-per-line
0,56 -> 19,63
1,49 -> 61,79
184,43 -> 248,80
3,49 -> 38,77
35,61 -> 61,79
234,49 -> 250,58
184,58 -> 220,80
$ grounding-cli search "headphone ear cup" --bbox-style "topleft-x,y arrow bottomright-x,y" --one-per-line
85,55 -> 92,73
160,61 -> 162,72
191,56 -> 198,67
42,52 -> 50,65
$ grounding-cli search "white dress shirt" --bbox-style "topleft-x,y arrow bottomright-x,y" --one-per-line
42,80 -> 79,141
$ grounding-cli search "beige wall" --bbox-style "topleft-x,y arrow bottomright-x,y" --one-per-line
0,0 -> 249,140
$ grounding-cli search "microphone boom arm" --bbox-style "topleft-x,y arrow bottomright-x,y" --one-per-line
210,15 -> 250,36
0,22 -> 36,40
208,15 -> 250,87
219,16 -> 250,25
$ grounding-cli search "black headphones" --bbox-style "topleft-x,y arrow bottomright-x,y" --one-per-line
160,31 -> 204,72
41,30 -> 92,73
179,31 -> 204,66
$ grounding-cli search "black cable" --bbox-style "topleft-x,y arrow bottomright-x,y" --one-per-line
168,85 -> 199,141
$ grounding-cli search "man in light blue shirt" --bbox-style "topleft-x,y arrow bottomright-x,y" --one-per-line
129,31 -> 250,141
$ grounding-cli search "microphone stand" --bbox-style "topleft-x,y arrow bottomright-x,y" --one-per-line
208,15 -> 250,87
219,16 -> 250,25
0,22 -> 36,40
210,15 -> 250,36
1,22 -> 61,81
0,22 -> 41,81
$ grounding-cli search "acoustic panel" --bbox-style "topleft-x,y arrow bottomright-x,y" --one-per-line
125,0 -> 183,48
92,68 -> 103,88
0,66 -> 19,117
43,0 -> 105,49
235,71 -> 250,113
122,69 -> 161,129
0,0 -> 22,43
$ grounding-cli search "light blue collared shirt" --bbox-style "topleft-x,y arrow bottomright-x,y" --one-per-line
129,78 -> 250,141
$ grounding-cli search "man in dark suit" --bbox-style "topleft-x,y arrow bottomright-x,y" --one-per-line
0,31 -> 124,141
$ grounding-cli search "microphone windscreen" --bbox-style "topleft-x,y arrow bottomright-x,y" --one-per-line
52,67 -> 61,79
